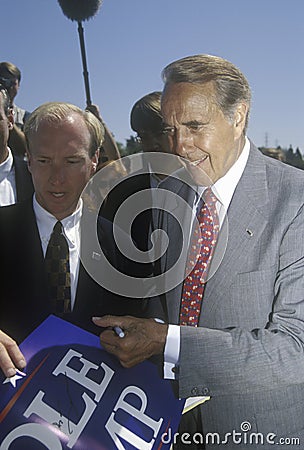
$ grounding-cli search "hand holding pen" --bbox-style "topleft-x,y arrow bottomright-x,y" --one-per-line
113,326 -> 125,338
92,315 -> 168,368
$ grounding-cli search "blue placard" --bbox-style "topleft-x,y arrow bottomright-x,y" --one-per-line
0,315 -> 184,449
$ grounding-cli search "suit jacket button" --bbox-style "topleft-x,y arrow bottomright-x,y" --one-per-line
202,387 -> 210,395
172,366 -> 179,374
191,387 -> 199,395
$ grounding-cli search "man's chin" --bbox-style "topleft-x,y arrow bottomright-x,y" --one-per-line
187,163 -> 214,186
46,203 -> 76,221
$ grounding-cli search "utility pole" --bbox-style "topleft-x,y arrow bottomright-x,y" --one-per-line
265,132 -> 269,148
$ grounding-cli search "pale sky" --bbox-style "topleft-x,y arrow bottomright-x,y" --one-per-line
1,0 -> 304,150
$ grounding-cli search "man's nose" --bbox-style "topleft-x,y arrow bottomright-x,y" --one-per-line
49,164 -> 66,184
171,128 -> 193,157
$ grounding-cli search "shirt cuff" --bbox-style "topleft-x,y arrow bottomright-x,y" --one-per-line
164,324 -> 180,379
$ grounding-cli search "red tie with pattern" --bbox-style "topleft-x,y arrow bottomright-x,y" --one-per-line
179,187 -> 219,326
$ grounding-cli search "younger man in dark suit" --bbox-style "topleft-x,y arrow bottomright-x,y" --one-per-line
0,101 -> 151,379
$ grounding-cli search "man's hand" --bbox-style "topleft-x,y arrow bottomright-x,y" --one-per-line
85,104 -> 103,122
92,315 -> 168,368
0,330 -> 26,378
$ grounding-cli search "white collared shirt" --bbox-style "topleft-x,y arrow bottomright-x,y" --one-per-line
164,138 -> 250,378
194,137 -> 250,225
0,148 -> 17,206
33,196 -> 82,309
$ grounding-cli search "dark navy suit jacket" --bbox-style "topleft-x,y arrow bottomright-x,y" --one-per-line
14,156 -> 34,202
0,199 -> 156,343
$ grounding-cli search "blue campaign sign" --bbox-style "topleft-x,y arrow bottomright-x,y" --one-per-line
0,316 -> 184,449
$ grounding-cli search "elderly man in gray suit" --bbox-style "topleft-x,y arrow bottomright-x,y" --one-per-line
94,55 -> 304,448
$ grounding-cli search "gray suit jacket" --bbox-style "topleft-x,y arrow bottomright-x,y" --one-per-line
159,142 -> 304,447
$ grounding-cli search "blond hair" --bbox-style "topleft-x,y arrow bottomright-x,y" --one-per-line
24,102 -> 104,157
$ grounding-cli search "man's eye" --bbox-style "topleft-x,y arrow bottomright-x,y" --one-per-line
188,123 -> 203,132
162,127 -> 175,135
67,159 -> 81,164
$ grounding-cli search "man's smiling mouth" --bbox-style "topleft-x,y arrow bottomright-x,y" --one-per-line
191,155 -> 208,166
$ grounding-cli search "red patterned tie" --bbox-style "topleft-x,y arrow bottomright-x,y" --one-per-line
179,187 -> 219,326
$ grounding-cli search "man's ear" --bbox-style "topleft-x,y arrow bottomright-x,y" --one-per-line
91,149 -> 100,173
26,152 -> 32,172
233,102 -> 248,138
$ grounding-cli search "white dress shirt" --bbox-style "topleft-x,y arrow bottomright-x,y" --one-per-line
33,196 -> 82,310
0,148 -> 17,206
164,137 -> 250,379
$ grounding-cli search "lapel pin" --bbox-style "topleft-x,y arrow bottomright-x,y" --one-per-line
246,229 -> 253,237
92,251 -> 101,260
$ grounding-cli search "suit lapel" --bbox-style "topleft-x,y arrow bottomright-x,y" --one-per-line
19,201 -> 51,314
74,208 -> 104,309
22,200 -> 45,262
158,175 -> 196,323
201,144 -> 270,319
159,174 -> 196,272
14,157 -> 34,202
162,144 -> 271,324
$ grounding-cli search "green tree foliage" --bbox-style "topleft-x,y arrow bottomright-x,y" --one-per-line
118,136 -> 142,157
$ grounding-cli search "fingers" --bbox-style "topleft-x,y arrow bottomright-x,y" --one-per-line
98,328 -> 121,347
100,331 -> 136,368
92,315 -> 132,330
93,315 -> 168,368
0,330 -> 26,378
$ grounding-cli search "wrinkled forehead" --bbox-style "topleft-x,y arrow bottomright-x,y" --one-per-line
161,81 -> 216,121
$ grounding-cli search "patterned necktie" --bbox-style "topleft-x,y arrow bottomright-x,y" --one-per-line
179,187 -> 219,326
45,221 -> 71,314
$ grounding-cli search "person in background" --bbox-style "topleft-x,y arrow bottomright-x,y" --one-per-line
260,146 -> 286,162
0,84 -> 33,205
95,54 -> 304,449
0,62 -> 30,158
130,90 -> 180,176
100,91 -> 179,253
85,103 -> 122,164
131,91 -> 169,154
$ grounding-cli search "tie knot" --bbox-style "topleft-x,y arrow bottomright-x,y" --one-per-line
53,221 -> 63,235
203,187 -> 217,207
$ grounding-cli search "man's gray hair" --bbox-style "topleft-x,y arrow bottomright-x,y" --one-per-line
162,54 -> 251,131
